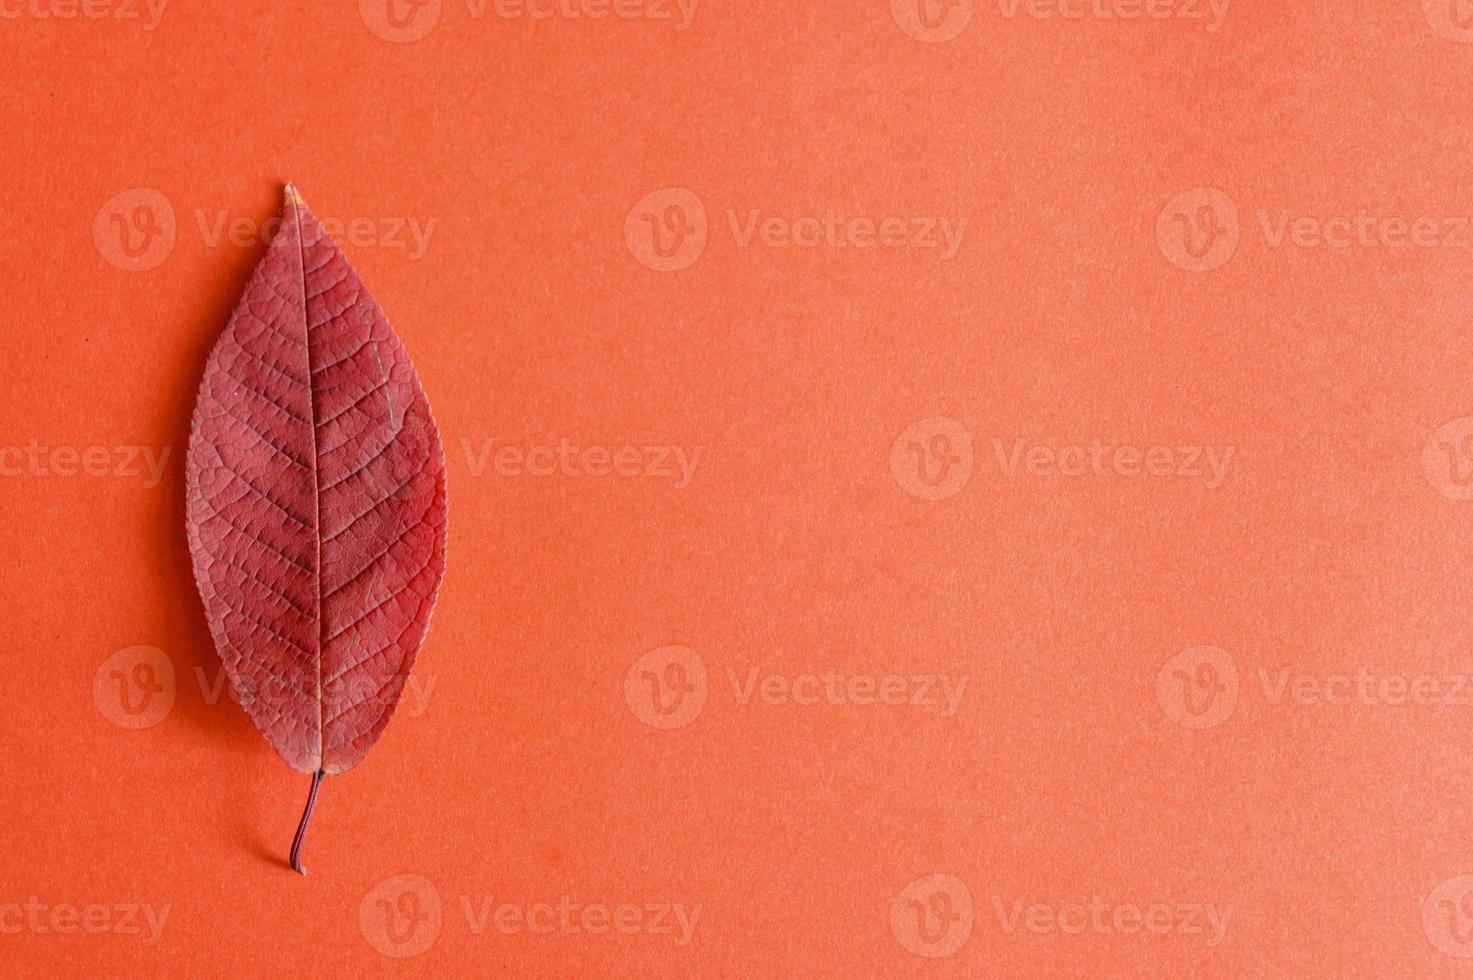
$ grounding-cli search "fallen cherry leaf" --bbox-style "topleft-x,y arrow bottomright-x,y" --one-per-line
185,184 -> 447,874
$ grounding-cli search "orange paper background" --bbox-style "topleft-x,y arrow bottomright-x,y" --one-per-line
4,1 -> 1473,975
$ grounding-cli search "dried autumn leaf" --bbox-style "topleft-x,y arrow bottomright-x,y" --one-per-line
185,185 -> 447,874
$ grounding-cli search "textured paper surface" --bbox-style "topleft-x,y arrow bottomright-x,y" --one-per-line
3,2 -> 1473,976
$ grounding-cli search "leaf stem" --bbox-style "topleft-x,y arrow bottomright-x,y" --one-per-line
289,770 -> 325,876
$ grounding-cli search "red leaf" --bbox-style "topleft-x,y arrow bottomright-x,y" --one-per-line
185,185 -> 447,869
